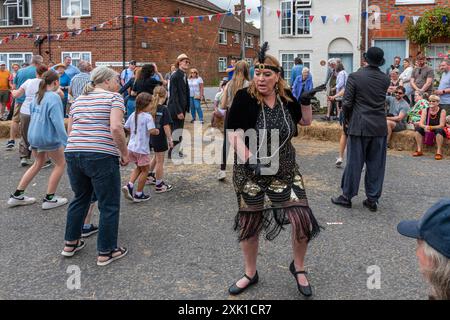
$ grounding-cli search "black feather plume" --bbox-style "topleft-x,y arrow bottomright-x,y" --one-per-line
258,42 -> 269,64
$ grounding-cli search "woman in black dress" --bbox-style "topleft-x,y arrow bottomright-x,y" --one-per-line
226,43 -> 321,297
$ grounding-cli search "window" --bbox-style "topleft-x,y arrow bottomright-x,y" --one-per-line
62,52 -> 92,67
61,0 -> 90,18
245,35 -> 253,48
395,0 -> 435,4
234,33 -> 240,44
426,44 -> 450,72
280,1 -> 311,37
218,57 -> 227,72
280,52 -> 311,84
0,0 -> 32,27
0,52 -> 32,70
218,29 -> 227,45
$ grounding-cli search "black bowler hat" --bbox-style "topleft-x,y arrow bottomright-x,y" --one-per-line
363,47 -> 386,67
397,199 -> 450,259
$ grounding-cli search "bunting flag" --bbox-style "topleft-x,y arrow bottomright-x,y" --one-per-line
399,15 -> 406,24
208,15 -> 213,21
309,15 -> 315,23
143,16 -> 149,23
266,8 -> 272,16
198,16 -> 204,21
412,16 -> 420,25
171,17 -> 176,23
361,11 -> 368,19
321,16 -> 327,24
277,10 -> 281,18
180,17 -> 185,23
247,8 -> 251,15
217,13 -> 222,20
134,16 -> 138,24
161,17 -> 166,23
153,17 -> 158,23
345,14 -> 350,23
442,16 -> 447,24
189,16 -> 194,23
226,10 -> 232,16
373,12 -> 380,21
257,6 -> 262,13
387,13 -> 392,22
236,10 -> 242,16
333,16 -> 340,23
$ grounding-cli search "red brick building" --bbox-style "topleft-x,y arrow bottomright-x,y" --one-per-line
365,0 -> 450,71
0,0 -> 259,84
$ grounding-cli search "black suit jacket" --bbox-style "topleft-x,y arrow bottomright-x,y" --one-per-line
343,66 -> 390,137
168,69 -> 190,119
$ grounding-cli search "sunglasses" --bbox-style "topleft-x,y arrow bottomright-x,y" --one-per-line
430,100 -> 439,103
395,92 -> 404,95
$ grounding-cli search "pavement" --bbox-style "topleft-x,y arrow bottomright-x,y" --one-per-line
0,110 -> 448,300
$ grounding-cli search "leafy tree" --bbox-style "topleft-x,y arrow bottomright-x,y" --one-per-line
406,7 -> 450,48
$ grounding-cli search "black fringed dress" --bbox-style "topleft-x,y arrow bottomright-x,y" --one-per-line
226,88 -> 321,243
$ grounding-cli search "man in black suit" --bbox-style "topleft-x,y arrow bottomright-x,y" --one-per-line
332,47 -> 390,212
168,54 -> 191,159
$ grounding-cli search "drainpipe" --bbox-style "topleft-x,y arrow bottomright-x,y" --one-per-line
47,0 -> 52,63
365,0 -> 369,51
122,0 -> 126,70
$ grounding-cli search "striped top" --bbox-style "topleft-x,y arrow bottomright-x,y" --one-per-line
66,90 -> 125,156
70,72 -> 91,100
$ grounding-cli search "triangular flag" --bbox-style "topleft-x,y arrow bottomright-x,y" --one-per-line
399,15 -> 405,24
134,16 -> 138,24
0,40 -> 2,45
63,32 -> 69,39
16,33 -> 21,38
180,17 -> 185,23
361,11 -> 368,19
345,14 -> 350,23
161,17 -> 166,23
189,16 -> 194,23
153,17 -> 158,23
208,15 -> 213,21
373,12 -> 380,21
443,16 -> 448,24
92,26 -> 97,31
56,34 -> 61,40
412,16 -> 419,25
309,15 -> 314,23
144,16 -> 149,23
333,16 -> 339,23
35,35 -> 40,41
277,10 -> 281,18
321,16 -> 327,24
387,13 -> 392,22
99,23 -> 105,28
266,8 -> 272,16
171,17 -> 176,23
247,8 -> 251,15
236,10 -> 242,16
217,13 -> 222,20
198,16 -> 204,21
226,10 -> 232,16
108,20 -> 113,26
257,6 -> 262,13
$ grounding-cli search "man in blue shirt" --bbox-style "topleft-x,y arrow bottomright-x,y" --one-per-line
226,59 -> 237,80
62,56 -> 80,80
7,55 -> 43,151
435,59 -> 450,114
120,60 -> 136,86
290,57 -> 303,87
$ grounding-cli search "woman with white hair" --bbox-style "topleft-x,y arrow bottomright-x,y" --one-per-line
62,66 -> 130,266
397,199 -> 450,300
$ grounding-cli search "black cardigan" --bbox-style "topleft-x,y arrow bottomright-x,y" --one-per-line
226,88 -> 302,136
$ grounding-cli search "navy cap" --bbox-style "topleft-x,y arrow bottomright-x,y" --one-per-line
397,199 -> 450,258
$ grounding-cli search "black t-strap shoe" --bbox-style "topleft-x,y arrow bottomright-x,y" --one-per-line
228,271 -> 259,296
290,261 -> 313,297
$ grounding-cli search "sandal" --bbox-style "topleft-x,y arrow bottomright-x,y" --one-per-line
412,151 -> 423,157
435,154 -> 443,161
97,247 -> 128,266
61,240 -> 86,257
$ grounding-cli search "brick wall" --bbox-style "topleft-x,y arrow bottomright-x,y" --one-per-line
368,0 -> 449,56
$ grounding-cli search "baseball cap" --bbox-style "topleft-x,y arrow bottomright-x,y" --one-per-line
397,199 -> 450,258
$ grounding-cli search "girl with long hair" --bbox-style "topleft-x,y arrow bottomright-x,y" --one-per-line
8,70 -> 68,210
147,86 -> 174,193
122,92 -> 160,202
188,68 -> 205,123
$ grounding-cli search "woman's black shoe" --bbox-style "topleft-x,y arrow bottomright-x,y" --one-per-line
289,261 -> 313,297
228,271 -> 259,296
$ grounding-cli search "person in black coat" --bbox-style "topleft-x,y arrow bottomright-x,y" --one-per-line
167,54 -> 190,159
332,47 -> 391,212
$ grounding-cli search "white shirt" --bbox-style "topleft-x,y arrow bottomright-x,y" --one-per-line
399,66 -> 413,85
20,78 -> 41,115
188,77 -> 203,98
124,112 -> 155,155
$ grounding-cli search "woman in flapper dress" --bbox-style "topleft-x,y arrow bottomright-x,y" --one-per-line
226,43 -> 321,297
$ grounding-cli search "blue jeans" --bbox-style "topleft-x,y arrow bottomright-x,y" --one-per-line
126,98 -> 136,120
64,152 -> 121,253
190,97 -> 203,121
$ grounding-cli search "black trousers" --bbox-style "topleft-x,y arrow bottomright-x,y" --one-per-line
341,135 -> 387,202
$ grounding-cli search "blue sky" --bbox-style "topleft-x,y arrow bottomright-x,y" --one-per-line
213,0 -> 261,27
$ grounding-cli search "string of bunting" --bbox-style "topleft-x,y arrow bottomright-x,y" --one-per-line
0,5 -> 447,46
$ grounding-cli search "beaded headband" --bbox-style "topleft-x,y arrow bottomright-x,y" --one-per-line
256,41 -> 281,73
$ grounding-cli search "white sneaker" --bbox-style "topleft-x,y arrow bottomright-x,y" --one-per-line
42,196 -> 68,210
336,158 -> 343,168
20,158 -> 33,167
8,195 -> 36,208
217,170 -> 227,181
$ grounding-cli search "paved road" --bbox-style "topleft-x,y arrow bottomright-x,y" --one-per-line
0,114 -> 447,300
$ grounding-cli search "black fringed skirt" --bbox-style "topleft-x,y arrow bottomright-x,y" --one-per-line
233,163 -> 321,243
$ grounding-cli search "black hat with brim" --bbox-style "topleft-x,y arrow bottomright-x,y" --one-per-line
364,47 -> 386,67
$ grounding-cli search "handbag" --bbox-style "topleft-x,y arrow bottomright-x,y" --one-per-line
423,109 -> 436,146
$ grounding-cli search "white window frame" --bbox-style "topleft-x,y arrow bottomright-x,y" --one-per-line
61,0 -> 91,18
395,0 -> 435,4
0,52 -> 32,70
218,57 -> 227,72
426,43 -> 450,72
234,33 -> 240,44
218,29 -> 227,45
245,35 -> 253,48
0,0 -> 33,27
296,0 -> 312,6
280,0 -> 312,38
280,51 -> 312,84
61,51 -> 92,67
280,0 -> 293,36
296,8 -> 311,36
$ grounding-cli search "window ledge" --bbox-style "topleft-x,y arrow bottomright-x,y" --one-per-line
0,25 -> 33,28
60,15 -> 92,19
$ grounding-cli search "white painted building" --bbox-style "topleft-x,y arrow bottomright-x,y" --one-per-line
261,0 -> 363,102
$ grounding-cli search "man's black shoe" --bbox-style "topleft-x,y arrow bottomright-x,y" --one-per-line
331,195 -> 352,208
363,199 -> 378,212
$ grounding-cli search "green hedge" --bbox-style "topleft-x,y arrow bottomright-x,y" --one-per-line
406,7 -> 450,48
